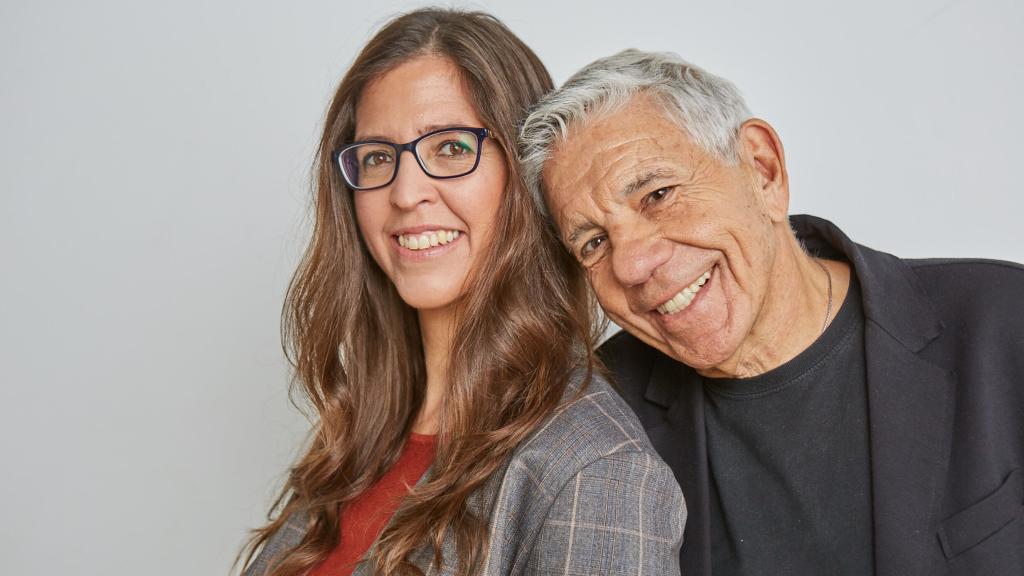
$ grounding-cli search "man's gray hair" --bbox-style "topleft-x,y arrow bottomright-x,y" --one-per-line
519,49 -> 752,216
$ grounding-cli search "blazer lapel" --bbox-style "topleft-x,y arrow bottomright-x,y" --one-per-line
644,352 -> 710,576
865,323 -> 955,576
816,215 -> 954,576
795,214 -> 957,575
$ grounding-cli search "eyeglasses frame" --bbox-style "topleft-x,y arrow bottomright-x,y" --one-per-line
334,127 -> 491,191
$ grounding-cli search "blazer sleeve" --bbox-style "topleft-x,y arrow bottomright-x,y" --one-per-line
525,450 -> 686,575
243,512 -> 308,576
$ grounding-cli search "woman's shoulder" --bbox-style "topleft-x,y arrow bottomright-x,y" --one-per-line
509,368 -> 660,482
482,370 -> 685,575
242,511 -> 308,576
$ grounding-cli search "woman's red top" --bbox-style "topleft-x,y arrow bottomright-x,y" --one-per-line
308,433 -> 436,576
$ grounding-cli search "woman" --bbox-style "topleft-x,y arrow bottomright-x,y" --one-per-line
238,9 -> 685,576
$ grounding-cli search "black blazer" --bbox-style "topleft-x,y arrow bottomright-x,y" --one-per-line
600,214 -> 1024,576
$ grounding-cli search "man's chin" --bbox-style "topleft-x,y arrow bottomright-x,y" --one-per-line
644,326 -> 739,373
667,345 -> 734,373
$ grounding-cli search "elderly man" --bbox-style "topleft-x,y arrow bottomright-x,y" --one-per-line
520,50 -> 1024,576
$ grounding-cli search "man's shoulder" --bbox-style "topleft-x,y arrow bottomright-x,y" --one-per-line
597,329 -> 688,409
902,257 -> 1024,327
905,256 -> 1024,283
598,330 -> 658,392
600,328 -> 657,362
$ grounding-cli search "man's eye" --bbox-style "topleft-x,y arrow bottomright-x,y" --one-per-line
580,235 -> 607,258
642,187 -> 673,208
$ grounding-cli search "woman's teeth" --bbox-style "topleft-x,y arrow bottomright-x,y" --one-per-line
398,230 -> 460,250
657,269 -> 712,315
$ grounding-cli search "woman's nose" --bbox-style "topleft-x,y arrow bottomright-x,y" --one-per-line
388,150 -> 438,210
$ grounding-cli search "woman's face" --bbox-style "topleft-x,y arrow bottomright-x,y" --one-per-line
352,56 -> 507,313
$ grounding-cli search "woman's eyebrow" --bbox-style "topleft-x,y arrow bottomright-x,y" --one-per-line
353,122 -> 471,143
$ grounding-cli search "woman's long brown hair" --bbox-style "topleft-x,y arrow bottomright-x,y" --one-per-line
237,8 -> 599,576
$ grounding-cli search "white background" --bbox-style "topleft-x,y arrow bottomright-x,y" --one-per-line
2,0 -> 1021,574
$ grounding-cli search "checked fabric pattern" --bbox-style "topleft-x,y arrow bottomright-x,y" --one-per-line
246,374 -> 686,576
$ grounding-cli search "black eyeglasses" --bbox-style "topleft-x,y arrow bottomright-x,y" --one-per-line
335,127 -> 490,191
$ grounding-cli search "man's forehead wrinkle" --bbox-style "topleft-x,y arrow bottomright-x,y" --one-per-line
686,154 -> 719,184
546,135 -> 598,196
592,131 -> 693,187
552,195 -> 589,245
545,111 -> 695,246
587,139 -> 662,195
544,152 -> 598,244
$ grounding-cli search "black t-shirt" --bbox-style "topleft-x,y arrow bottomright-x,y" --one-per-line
704,278 -> 874,576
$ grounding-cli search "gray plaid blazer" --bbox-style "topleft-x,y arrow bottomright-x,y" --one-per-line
245,374 -> 685,575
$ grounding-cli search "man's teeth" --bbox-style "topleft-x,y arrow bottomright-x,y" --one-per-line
656,270 -> 712,315
398,230 -> 460,250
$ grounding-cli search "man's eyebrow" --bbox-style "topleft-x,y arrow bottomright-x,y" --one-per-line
566,221 -> 598,246
619,168 -> 675,199
562,169 -> 677,246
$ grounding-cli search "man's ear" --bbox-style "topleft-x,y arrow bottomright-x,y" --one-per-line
738,118 -> 789,223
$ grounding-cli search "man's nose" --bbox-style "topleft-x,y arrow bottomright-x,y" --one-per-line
609,227 -> 672,288
389,151 -> 436,209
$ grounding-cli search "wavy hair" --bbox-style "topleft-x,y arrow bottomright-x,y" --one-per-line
238,8 -> 598,576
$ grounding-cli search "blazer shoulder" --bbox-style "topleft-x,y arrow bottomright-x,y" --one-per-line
906,256 -> 1024,281
905,257 -> 1024,330
243,511 -> 309,576
510,371 -> 659,489
524,449 -> 685,576
483,372 -> 683,575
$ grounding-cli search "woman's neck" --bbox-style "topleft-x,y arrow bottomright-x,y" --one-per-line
412,306 -> 453,434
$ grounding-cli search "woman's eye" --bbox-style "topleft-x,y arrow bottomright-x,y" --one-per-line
439,140 -> 472,156
580,235 -> 607,259
363,151 -> 393,168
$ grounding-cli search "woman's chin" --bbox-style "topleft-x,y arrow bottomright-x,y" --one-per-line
396,290 -> 461,315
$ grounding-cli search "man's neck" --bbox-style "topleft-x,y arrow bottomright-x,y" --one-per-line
699,233 -> 851,379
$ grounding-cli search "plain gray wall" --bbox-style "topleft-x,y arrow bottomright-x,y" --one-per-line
2,0 -> 1021,574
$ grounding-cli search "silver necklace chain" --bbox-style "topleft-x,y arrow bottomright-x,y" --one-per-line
815,258 -> 833,334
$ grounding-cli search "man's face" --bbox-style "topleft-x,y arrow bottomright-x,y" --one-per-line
543,96 -> 786,374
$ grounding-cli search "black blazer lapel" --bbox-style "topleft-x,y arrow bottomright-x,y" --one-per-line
644,353 -> 711,576
795,214 -> 958,575
865,322 -> 955,576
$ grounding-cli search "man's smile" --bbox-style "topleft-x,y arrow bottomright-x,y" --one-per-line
655,266 -> 714,315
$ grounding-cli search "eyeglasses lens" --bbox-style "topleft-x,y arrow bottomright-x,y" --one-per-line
339,129 -> 482,190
